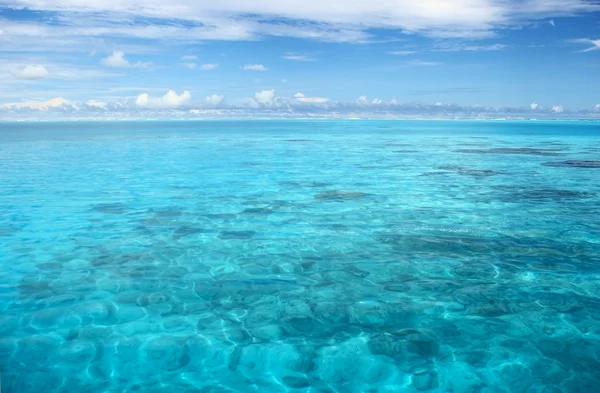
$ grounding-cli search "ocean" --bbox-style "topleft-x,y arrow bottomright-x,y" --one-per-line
1,120 -> 599,392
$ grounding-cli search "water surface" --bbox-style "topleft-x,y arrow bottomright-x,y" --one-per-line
1,120 -> 600,392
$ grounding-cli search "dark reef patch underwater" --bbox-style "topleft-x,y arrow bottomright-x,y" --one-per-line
1,120 -> 600,393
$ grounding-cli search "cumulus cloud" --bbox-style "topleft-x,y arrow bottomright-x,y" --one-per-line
10,65 -> 49,80
294,92 -> 328,103
254,89 -> 276,104
357,96 -> 369,105
199,63 -> 219,71
205,94 -> 224,106
3,95 -> 600,120
1,97 -> 73,110
86,100 -> 107,109
242,64 -> 267,71
530,102 -> 539,110
102,51 -> 151,68
181,55 -> 198,60
136,90 -> 191,108
183,62 -> 197,69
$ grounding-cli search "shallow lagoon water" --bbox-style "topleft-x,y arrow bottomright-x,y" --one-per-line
1,120 -> 600,393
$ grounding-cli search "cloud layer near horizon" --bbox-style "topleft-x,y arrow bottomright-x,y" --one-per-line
1,90 -> 598,120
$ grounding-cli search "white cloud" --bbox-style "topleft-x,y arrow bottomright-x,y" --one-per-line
136,89 -> 191,108
552,105 -> 564,113
86,100 -> 106,108
388,51 -> 418,56
530,102 -> 539,110
205,94 -> 224,106
199,63 -> 219,71
3,0 -> 599,44
3,95 -> 599,120
102,51 -> 151,68
254,89 -> 276,104
574,38 -> 600,52
1,97 -> 73,110
183,62 -> 197,69
182,55 -> 198,60
283,53 -> 315,61
294,92 -> 328,103
10,65 -> 49,80
299,97 -> 329,103
406,60 -> 442,66
436,43 -> 508,52
242,64 -> 267,71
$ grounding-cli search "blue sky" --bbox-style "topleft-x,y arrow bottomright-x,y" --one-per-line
0,0 -> 599,119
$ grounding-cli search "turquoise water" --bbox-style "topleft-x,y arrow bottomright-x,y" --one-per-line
1,120 -> 600,393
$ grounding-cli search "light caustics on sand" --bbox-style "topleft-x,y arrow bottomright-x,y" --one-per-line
0,120 -> 599,392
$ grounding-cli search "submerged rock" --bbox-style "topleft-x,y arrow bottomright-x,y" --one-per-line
17,281 -> 52,295
420,171 -> 449,177
438,165 -> 500,177
349,301 -> 388,326
282,376 -> 311,388
174,226 -> 205,238
412,369 -> 439,391
368,333 -> 404,358
393,329 -> 440,357
154,208 -> 183,218
455,148 -> 561,156
228,345 -> 243,371
241,207 -> 273,215
312,302 -> 349,325
314,190 -> 371,201
281,181 -> 332,188
205,213 -> 237,220
368,328 -> 440,361
0,226 -> 19,236
218,231 -> 256,240
542,160 -> 600,168
458,169 -> 499,177
52,340 -> 100,365
317,339 -> 370,386
194,278 -> 298,300
501,188 -> 595,202
91,203 -> 128,214
142,336 -> 190,372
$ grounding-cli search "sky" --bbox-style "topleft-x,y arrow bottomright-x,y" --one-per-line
0,0 -> 599,119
